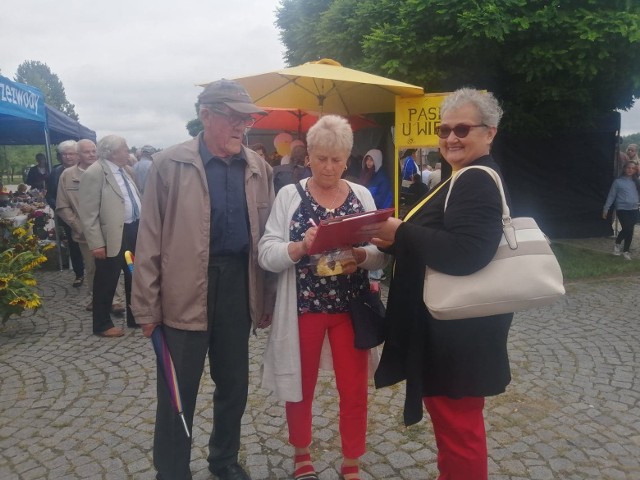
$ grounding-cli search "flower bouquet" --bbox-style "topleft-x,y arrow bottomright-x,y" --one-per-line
0,222 -> 54,325
27,209 -> 52,240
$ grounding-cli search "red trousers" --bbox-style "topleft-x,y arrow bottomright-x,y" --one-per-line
286,312 -> 369,458
423,396 -> 488,480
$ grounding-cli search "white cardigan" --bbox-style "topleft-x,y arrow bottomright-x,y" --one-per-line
258,178 -> 388,402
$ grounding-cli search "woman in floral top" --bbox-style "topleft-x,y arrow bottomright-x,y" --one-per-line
258,115 -> 387,480
291,185 -> 370,315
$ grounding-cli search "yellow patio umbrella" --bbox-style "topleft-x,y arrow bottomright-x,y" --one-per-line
220,58 -> 424,116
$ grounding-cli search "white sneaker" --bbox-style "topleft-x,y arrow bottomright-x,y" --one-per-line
623,252 -> 631,261
613,244 -> 621,256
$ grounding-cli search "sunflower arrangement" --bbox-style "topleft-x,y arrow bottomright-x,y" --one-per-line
0,219 -> 54,325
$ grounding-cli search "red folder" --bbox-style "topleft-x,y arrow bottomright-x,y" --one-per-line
307,207 -> 395,255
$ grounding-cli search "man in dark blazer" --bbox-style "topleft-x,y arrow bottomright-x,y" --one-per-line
78,135 -> 141,337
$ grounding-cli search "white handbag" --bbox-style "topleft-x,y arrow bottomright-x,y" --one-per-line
423,165 -> 565,320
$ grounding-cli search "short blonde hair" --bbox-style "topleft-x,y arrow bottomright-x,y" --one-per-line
306,115 -> 353,155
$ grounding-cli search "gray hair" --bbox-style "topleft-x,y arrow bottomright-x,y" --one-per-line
77,139 -> 96,149
97,135 -> 128,161
306,115 -> 353,155
57,140 -> 77,154
440,88 -> 503,128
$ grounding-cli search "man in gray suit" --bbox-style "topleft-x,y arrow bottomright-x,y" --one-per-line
78,135 -> 141,337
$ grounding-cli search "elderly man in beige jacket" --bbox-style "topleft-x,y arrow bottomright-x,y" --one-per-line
132,79 -> 275,480
56,139 -> 125,314
78,135 -> 141,338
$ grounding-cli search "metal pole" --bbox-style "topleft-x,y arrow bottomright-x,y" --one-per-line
44,128 -> 64,270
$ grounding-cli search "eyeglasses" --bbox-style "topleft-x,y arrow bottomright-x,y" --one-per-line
435,124 -> 487,139
208,107 -> 256,128
61,152 -> 78,157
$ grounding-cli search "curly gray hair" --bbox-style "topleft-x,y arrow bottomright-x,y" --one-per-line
57,140 -> 77,154
440,88 -> 503,128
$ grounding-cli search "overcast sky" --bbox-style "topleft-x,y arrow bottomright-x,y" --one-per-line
0,0 -> 287,148
1,0 -> 639,148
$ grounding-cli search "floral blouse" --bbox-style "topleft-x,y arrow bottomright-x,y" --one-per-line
290,183 -> 370,314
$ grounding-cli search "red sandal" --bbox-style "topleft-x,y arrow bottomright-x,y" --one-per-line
341,464 -> 361,480
294,453 -> 318,480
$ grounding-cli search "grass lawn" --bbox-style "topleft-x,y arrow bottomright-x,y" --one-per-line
551,243 -> 640,281
381,242 -> 640,286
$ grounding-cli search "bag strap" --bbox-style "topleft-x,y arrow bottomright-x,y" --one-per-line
404,177 -> 451,222
295,181 -> 320,224
445,165 -> 510,218
445,166 -> 517,249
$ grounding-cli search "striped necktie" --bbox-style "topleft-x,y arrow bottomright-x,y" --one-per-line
119,167 -> 140,221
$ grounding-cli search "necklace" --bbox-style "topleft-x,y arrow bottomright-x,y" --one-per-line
310,178 -> 343,214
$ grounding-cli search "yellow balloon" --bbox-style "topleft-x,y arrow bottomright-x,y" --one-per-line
276,143 -> 291,156
274,132 -> 293,156
274,132 -> 292,145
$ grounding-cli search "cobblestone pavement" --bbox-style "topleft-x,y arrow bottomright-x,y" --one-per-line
1,236 -> 639,479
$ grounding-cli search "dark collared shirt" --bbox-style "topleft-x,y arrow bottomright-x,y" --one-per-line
199,137 -> 250,257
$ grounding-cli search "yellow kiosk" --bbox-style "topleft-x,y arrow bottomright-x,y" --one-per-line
394,93 -> 449,217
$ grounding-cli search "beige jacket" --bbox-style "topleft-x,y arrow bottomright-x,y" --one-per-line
56,165 -> 86,243
131,135 -> 275,331
77,160 -> 140,257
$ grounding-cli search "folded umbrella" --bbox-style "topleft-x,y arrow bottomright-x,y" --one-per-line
127,251 -> 190,438
151,326 -> 191,438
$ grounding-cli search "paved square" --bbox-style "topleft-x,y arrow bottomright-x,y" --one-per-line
1,262 -> 639,479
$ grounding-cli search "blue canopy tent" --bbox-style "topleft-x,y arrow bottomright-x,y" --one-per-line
1,75 -> 97,269
0,75 -> 96,146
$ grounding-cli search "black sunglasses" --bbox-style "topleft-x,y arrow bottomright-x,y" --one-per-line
435,124 -> 487,139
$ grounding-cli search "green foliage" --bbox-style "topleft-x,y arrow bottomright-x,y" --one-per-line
186,118 -> 203,138
276,0 -> 640,136
185,102 -> 204,138
621,132 -> 640,151
276,0 -> 334,65
0,145 -> 55,185
15,60 -> 79,121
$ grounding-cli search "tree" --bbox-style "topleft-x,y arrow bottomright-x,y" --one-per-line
186,118 -> 203,137
621,133 -> 640,151
276,0 -> 640,135
185,103 -> 203,137
14,60 -> 79,120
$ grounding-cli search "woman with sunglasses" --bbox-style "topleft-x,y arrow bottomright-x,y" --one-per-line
369,88 -> 513,480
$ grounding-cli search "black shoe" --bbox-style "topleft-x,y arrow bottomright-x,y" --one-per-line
210,463 -> 251,480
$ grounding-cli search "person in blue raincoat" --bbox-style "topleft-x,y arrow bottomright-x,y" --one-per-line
359,149 -> 392,209
359,148 -> 392,281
